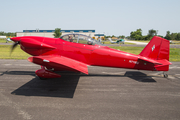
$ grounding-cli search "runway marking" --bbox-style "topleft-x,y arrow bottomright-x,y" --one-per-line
102,72 -> 124,75
0,92 -> 32,119
18,64 -> 37,66
3,64 -> 12,66
168,76 -> 176,79
169,66 -> 180,69
150,72 -> 163,75
2,64 -> 37,66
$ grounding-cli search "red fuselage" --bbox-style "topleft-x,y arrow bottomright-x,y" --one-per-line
12,36 -> 156,71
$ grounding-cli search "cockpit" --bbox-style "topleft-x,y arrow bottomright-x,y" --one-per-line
60,33 -> 104,46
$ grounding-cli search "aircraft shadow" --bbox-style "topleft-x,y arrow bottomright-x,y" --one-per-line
124,71 -> 156,82
10,71 -> 156,98
11,75 -> 80,98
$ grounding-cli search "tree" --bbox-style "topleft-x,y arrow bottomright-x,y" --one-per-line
141,35 -> 149,40
164,31 -> 171,40
104,35 -> 111,39
130,29 -> 142,40
111,35 -> 115,38
157,35 -> 164,38
171,33 -> 177,40
0,31 -> 16,37
53,28 -> 62,38
176,33 -> 180,40
147,29 -> 158,39
119,35 -> 125,39
0,31 -> 5,35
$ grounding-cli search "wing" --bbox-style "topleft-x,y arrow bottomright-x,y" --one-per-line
28,55 -> 89,74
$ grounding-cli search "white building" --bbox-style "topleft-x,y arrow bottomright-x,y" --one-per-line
0,36 -> 6,39
16,29 -> 96,38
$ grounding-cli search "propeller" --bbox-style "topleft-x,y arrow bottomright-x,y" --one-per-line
10,41 -> 20,55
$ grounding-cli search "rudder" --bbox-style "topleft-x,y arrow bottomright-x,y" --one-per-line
139,36 -> 170,61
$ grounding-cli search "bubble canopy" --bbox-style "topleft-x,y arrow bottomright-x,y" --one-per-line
60,33 -> 104,46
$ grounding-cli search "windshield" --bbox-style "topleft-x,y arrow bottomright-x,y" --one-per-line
60,34 -> 104,46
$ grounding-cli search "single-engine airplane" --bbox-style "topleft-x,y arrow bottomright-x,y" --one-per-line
10,33 -> 171,79
6,38 -> 12,43
108,38 -> 125,44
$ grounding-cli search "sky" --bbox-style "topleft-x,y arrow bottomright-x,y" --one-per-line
0,0 -> 180,36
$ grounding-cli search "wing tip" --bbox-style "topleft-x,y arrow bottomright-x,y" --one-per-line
27,57 -> 33,62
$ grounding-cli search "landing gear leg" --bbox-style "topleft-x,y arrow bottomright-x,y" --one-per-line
163,72 -> 168,78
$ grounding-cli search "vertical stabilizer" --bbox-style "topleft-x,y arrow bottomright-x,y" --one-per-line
139,36 -> 170,61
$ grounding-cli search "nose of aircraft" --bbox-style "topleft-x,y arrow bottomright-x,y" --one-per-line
10,37 -> 21,42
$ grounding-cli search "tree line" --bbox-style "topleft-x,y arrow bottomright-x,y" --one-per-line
0,31 -> 16,37
105,29 -> 180,41
164,31 -> 180,40
129,29 -> 180,40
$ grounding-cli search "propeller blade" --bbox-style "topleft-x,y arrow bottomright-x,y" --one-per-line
10,41 -> 20,55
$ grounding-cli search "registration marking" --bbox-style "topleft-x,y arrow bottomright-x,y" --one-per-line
129,60 -> 139,64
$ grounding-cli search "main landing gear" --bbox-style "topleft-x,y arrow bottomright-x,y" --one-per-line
35,66 -> 61,80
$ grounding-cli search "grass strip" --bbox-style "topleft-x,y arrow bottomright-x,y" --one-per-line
0,45 -> 30,59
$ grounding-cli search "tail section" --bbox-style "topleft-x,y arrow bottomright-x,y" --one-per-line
139,36 -> 169,60
139,36 -> 171,71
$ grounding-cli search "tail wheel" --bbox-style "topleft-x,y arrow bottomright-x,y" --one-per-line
164,74 -> 168,78
163,72 -> 168,78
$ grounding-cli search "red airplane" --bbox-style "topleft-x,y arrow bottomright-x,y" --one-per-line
10,34 -> 171,79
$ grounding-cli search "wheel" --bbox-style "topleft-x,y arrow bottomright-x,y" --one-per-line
164,74 -> 168,78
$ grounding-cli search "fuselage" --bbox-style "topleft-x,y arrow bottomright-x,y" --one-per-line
14,36 -> 155,71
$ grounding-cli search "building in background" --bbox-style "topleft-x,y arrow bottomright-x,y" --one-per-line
16,29 -> 97,38
0,36 -> 7,39
94,33 -> 105,40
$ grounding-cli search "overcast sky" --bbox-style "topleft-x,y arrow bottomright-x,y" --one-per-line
0,0 -> 179,36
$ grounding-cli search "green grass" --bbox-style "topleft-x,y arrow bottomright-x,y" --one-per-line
169,48 -> 180,61
0,45 -> 179,61
109,46 -> 144,55
0,39 -> 7,43
0,45 -> 30,59
109,46 -> 180,62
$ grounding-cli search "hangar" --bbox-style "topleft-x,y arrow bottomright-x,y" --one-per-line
16,29 -> 99,38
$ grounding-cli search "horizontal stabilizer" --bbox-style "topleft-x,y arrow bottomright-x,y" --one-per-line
138,56 -> 162,65
138,56 -> 171,71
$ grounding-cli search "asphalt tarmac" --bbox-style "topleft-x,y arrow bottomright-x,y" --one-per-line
0,60 -> 180,120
